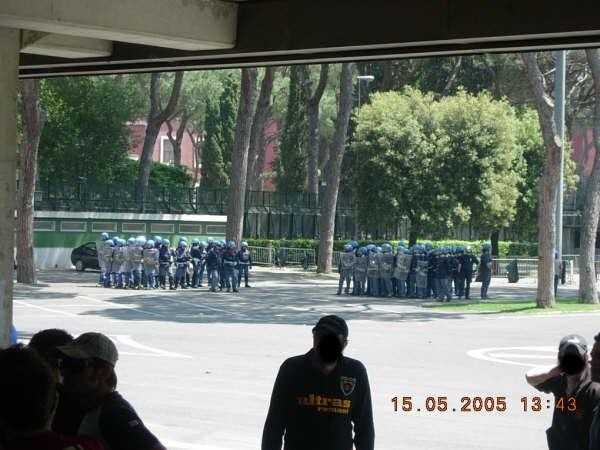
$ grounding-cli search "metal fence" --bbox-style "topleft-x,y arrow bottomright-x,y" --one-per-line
34,182 -> 356,215
238,247 -> 596,282
248,246 -> 316,269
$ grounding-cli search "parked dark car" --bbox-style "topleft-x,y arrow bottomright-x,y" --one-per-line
71,242 -> 99,271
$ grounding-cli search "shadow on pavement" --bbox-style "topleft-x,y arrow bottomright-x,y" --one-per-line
17,270 -> 577,327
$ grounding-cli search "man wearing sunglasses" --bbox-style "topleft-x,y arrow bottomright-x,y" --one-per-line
0,345 -> 102,450
57,332 -> 167,450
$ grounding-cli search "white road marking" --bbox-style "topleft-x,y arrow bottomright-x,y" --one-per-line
487,353 -> 555,359
77,295 -> 164,317
113,335 -> 192,359
14,300 -> 77,317
467,346 -> 557,367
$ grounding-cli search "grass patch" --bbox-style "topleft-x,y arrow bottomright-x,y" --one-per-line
425,297 -> 600,314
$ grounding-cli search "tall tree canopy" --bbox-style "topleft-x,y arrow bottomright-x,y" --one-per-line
38,76 -> 139,184
276,65 -> 309,192
352,88 -> 528,241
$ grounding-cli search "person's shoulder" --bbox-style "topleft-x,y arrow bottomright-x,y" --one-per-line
585,380 -> 600,398
100,391 -> 138,417
341,355 -> 369,375
280,353 -> 310,371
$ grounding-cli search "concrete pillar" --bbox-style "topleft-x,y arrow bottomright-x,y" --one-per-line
0,27 -> 19,348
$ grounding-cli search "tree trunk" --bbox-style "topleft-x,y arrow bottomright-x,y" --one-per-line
317,63 -> 355,273
579,49 -> 600,304
251,118 -> 275,191
522,52 -> 562,308
137,72 -> 184,207
490,230 -> 500,257
381,61 -> 393,91
408,228 -> 418,248
305,64 -> 329,196
166,111 -> 189,167
226,68 -> 258,245
247,67 -> 275,191
17,79 -> 44,284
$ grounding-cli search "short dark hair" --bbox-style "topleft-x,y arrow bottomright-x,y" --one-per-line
0,346 -> 56,431
29,328 -> 73,358
595,333 -> 600,343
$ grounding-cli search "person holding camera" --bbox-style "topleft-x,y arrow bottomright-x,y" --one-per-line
525,334 -> 600,450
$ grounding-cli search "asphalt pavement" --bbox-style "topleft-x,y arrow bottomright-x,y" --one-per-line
12,268 -> 599,450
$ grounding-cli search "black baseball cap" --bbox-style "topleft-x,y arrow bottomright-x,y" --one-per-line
558,334 -> 587,359
313,315 -> 348,338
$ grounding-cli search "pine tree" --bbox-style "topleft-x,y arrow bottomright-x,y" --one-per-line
201,99 -> 229,187
219,74 -> 239,172
277,66 -> 309,192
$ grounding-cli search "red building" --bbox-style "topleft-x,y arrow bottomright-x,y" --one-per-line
126,119 -> 278,190
126,120 -> 198,171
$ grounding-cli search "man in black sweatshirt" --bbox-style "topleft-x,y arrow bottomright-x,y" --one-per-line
261,315 -> 374,450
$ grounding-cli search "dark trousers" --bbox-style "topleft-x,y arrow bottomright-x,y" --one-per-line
458,273 -> 472,298
481,274 -> 491,298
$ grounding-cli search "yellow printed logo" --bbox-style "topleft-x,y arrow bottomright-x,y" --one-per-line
297,394 -> 351,414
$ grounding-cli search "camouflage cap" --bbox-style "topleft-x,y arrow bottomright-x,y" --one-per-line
57,332 -> 118,367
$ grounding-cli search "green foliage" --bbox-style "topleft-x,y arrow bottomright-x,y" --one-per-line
38,76 -> 138,184
435,90 -> 522,234
510,108 -> 577,240
201,99 -> 229,187
243,238 -> 537,256
147,162 -> 192,189
352,88 -> 526,240
218,73 -> 239,171
113,160 -> 192,190
276,66 -> 309,191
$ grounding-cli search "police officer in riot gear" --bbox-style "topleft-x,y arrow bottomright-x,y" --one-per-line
237,241 -> 253,288
479,243 -> 493,299
457,246 -> 478,299
337,244 -> 355,295
158,239 -> 175,290
379,243 -> 394,297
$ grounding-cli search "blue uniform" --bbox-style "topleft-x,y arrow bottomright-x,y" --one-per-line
480,253 -> 492,299
237,248 -> 252,287
457,253 -> 478,299
174,247 -> 190,289
436,255 -> 453,302
190,246 -> 206,288
222,250 -> 239,292
206,248 -> 220,292
158,247 -> 175,289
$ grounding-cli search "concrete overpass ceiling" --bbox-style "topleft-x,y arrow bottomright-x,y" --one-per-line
15,0 -> 600,77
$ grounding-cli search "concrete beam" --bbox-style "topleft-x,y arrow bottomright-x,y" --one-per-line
18,0 -> 600,77
0,27 -> 19,349
21,32 -> 113,58
0,0 -> 237,51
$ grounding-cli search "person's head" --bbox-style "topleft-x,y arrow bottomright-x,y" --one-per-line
29,328 -> 73,358
0,345 -> 57,433
312,315 -> 349,364
557,334 -> 588,376
57,332 -> 118,400
29,328 -> 73,381
591,333 -> 600,382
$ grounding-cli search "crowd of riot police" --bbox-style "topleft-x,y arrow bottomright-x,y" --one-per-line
95,233 -> 253,292
337,241 -> 493,301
